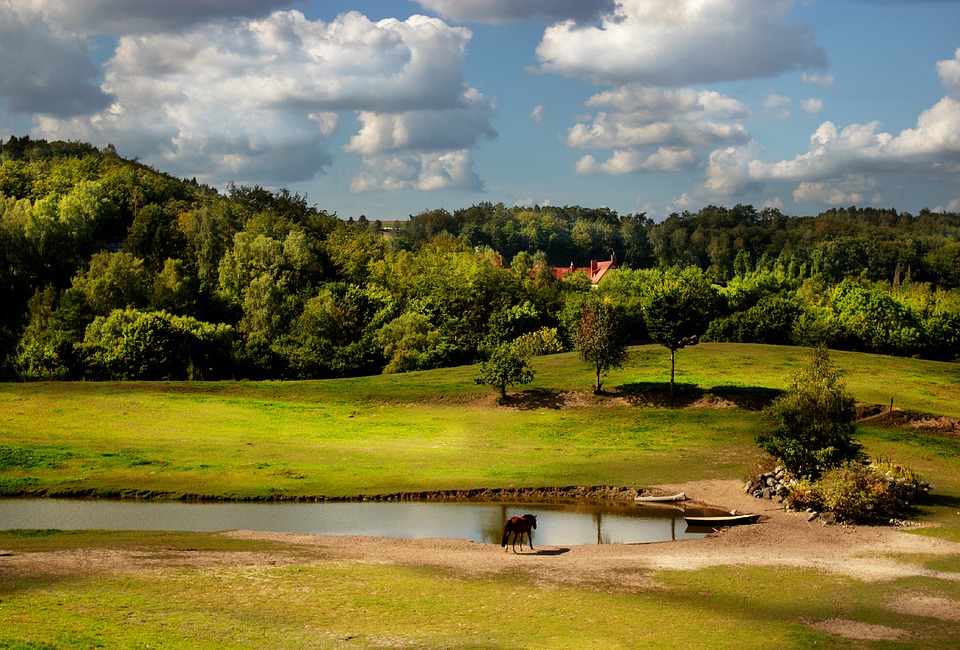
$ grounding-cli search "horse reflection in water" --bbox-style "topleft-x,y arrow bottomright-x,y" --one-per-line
501,514 -> 537,553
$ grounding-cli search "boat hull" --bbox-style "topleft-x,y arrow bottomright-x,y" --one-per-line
634,492 -> 687,503
684,514 -> 760,527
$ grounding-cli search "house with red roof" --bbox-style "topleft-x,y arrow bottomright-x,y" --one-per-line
553,254 -> 617,287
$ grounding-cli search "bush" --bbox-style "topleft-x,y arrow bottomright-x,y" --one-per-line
786,461 -> 925,524
758,346 -> 863,477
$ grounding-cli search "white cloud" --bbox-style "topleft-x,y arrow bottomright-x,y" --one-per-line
792,175 -> 882,206
801,98 -> 823,115
677,50 -> 960,209
936,47 -> 960,99
414,0 -> 615,24
31,10 -> 497,190
530,104 -> 545,123
801,72 -> 835,87
576,147 -> 700,175
349,150 -> 483,192
345,93 -> 496,154
763,94 -> 791,109
536,0 -> 827,86
932,198 -> 960,213
567,87 -> 750,175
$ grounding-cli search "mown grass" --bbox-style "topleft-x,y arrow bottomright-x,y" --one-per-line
2,342 -> 959,647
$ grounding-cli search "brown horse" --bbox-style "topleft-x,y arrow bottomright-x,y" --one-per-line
501,514 -> 537,553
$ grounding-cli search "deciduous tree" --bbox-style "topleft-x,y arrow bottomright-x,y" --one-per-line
640,267 -> 717,395
474,342 -> 535,402
573,299 -> 627,394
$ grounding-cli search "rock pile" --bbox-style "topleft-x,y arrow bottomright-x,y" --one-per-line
744,466 -> 788,503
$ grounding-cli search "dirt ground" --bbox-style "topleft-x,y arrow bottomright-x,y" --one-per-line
3,479 -> 959,641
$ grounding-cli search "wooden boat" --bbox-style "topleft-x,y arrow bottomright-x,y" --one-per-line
684,513 -> 760,527
634,492 -> 687,503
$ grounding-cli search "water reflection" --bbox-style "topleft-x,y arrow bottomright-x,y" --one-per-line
0,499 -> 727,545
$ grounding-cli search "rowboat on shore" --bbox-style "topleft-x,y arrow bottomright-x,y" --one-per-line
634,492 -> 687,503
684,513 -> 761,527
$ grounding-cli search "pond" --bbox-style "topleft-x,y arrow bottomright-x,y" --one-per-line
0,499 -> 728,545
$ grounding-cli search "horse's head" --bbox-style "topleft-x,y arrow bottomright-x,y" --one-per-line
525,514 -> 537,529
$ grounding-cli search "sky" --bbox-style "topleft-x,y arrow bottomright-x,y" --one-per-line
1,0 -> 959,221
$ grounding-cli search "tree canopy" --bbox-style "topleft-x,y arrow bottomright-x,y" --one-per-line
2,136 -> 960,382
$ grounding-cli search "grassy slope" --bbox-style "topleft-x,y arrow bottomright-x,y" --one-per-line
2,343 -> 960,648
1,343 -> 958,500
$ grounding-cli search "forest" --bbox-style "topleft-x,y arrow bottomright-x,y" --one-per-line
2,135 -> 959,381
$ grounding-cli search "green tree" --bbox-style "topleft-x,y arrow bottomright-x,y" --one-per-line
573,299 -> 627,394
376,311 -> 443,374
81,307 -> 234,380
474,342 -> 535,402
72,251 -> 151,317
758,346 -> 862,478
640,267 -> 717,395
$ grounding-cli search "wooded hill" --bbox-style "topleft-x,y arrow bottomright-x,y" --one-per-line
2,136 -> 959,381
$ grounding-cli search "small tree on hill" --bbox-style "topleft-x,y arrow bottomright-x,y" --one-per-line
640,267 -> 716,396
474,342 -> 535,402
757,345 -> 863,478
574,299 -> 628,394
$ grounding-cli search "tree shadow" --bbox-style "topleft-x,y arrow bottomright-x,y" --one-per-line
615,382 -> 705,408
505,388 -> 568,410
615,382 -> 784,410
710,386 -> 784,411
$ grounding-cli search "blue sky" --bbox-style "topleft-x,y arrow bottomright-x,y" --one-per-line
1,0 -> 958,221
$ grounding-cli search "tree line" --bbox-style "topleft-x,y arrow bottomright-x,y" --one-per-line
2,136 -> 959,382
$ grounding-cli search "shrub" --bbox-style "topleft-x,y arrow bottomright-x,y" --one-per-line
758,345 -> 862,478
786,461 -> 924,524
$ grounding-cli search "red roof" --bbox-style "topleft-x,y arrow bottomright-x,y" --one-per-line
553,255 -> 617,285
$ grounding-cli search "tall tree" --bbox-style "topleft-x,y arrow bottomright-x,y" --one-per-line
573,299 -> 627,394
640,267 -> 717,395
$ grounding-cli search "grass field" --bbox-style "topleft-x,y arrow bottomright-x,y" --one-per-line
2,343 -> 959,648
2,343 -> 958,500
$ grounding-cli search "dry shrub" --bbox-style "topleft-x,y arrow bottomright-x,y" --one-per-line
786,460 -> 924,524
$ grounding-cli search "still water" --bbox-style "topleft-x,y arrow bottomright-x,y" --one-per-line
0,499 -> 724,545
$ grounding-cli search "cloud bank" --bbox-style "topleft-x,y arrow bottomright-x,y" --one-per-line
3,3 -> 496,191
536,0 -> 827,86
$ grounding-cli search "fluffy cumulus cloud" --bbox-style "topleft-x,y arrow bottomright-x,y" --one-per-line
568,87 -> 751,175
349,150 -> 483,192
801,98 -> 824,116
677,49 -> 960,209
792,175 -> 881,206
414,0 -> 615,24
25,9 -> 496,189
938,47 -> 960,99
536,0 -> 827,86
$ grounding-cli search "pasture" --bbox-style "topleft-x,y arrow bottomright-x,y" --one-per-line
2,343 -> 959,648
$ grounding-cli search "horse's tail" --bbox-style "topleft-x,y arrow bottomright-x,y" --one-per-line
501,520 -> 512,547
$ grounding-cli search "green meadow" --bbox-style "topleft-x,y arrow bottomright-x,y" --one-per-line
2,343 -> 960,648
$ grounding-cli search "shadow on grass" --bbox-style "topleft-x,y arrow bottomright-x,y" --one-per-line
505,388 -> 568,410
615,382 -> 783,410
917,492 -> 960,511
